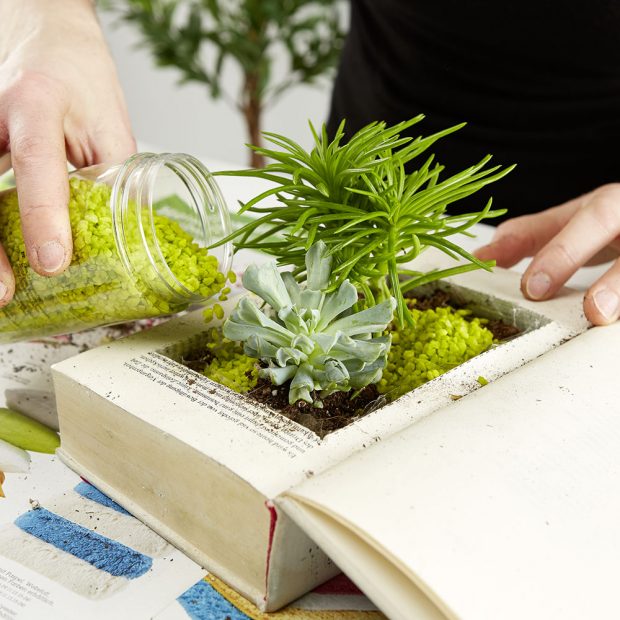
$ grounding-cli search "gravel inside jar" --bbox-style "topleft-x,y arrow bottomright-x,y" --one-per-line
0,177 -> 226,341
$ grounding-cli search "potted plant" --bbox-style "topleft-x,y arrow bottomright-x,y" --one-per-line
185,115 -> 516,431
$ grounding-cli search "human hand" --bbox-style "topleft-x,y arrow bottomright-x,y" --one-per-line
0,0 -> 135,304
474,184 -> 620,326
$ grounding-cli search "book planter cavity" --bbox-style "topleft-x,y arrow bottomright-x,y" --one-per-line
181,116 -> 516,432
193,242 -> 500,436
52,118 -> 590,612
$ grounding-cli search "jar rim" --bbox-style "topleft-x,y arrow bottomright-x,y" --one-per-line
110,152 -> 233,304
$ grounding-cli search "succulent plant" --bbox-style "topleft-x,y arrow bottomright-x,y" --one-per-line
223,242 -> 395,405
213,117 -> 514,327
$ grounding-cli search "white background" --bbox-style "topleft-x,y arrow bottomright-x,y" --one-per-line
97,9 -> 344,166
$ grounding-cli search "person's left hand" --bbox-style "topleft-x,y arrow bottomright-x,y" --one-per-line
474,183 -> 620,326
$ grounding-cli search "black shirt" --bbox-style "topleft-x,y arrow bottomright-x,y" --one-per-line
328,1 -> 620,221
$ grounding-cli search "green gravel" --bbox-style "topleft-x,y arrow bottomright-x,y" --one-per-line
200,327 -> 258,393
198,300 -> 494,404
0,178 -> 226,342
378,299 -> 494,399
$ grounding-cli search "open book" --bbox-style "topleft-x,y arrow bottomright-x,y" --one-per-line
281,321 -> 620,619
52,262 -> 595,615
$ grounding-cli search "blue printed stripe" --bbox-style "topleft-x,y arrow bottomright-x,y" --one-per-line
178,580 -> 250,620
15,508 -> 152,579
74,482 -> 131,516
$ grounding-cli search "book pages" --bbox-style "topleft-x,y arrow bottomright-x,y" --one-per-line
279,497 -> 447,620
283,322 -> 620,620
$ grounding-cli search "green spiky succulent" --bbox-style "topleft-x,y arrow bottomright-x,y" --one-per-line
223,241 -> 395,405
213,116 -> 514,328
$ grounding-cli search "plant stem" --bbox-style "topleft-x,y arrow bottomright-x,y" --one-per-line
242,71 -> 265,169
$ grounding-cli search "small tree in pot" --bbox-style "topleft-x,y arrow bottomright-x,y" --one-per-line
104,0 -> 346,167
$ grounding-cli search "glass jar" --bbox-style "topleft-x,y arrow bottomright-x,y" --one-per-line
0,153 -> 233,343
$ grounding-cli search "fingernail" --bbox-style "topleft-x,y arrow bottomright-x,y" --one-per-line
525,271 -> 551,299
34,241 -> 66,274
0,281 -> 7,300
593,289 -> 619,321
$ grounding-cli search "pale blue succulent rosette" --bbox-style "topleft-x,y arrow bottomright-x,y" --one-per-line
224,241 -> 395,406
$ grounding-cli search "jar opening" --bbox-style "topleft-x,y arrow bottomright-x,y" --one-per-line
111,153 -> 232,305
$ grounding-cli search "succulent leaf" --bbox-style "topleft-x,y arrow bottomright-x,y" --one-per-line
245,334 -> 279,359
260,365 -> 297,386
330,333 -> 389,362
316,280 -> 358,329
276,347 -> 306,367
281,272 -> 302,306
226,297 -> 292,346
299,289 -> 323,311
324,298 -> 396,337
306,241 -> 332,292
278,307 -> 309,334
290,364 -> 315,404
224,243 -> 395,405
242,262 -> 292,311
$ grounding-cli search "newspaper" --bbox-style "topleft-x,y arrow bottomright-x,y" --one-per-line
0,327 -> 206,620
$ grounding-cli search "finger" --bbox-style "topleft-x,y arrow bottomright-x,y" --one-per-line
65,122 -> 137,170
91,126 -> 137,165
0,243 -> 15,307
521,185 -> 620,301
473,195 -> 586,268
9,100 -> 72,277
583,257 -> 620,325
585,245 -> 620,267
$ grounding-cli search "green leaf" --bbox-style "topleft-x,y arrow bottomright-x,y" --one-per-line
0,408 -> 60,454
216,117 -> 513,326
305,240 -> 331,291
325,298 -> 396,337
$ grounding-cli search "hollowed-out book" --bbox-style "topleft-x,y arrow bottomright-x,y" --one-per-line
53,263 -> 610,617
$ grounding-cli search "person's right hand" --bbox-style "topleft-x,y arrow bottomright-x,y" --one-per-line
0,0 -> 136,305
474,184 -> 620,326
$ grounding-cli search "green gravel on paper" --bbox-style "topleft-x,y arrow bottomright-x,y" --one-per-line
378,300 -> 494,400
0,178 -> 226,341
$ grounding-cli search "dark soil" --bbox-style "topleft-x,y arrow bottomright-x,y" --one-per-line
249,379 -> 385,439
483,319 -> 521,341
407,289 -> 452,311
180,349 -> 212,374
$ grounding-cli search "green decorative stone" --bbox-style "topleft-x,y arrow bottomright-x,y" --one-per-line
201,327 -> 259,394
378,301 -> 494,399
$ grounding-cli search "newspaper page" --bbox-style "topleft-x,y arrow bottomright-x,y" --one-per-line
0,329 -> 206,620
